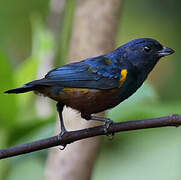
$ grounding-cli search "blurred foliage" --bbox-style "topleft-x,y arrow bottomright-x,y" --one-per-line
0,0 -> 180,180
0,12 -> 56,180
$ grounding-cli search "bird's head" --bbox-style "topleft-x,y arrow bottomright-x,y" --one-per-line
117,38 -> 175,72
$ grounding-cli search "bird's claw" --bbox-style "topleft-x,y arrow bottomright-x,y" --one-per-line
59,144 -> 67,150
104,119 -> 114,140
58,130 -> 67,150
104,118 -> 113,134
107,132 -> 115,141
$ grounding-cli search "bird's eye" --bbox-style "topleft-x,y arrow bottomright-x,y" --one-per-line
144,46 -> 151,52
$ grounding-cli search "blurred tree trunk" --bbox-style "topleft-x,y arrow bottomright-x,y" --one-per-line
35,0 -> 65,117
45,0 -> 122,180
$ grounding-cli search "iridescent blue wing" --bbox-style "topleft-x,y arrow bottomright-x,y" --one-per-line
27,56 -> 124,90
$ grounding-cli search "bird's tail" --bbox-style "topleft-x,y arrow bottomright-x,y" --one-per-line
4,79 -> 44,94
4,85 -> 36,94
4,79 -> 50,94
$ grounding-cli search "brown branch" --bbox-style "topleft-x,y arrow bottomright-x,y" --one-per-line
0,114 -> 181,160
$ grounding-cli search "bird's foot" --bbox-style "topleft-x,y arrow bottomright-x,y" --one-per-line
104,119 -> 114,140
104,118 -> 113,134
83,115 -> 114,139
58,130 -> 67,150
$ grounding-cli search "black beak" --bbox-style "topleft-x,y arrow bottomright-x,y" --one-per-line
158,46 -> 175,57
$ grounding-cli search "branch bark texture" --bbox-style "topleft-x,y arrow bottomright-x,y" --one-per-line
0,114 -> 181,160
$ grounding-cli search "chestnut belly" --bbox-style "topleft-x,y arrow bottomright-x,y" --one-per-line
37,87 -> 122,115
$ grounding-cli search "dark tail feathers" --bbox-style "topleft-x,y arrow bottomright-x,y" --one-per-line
4,85 -> 35,94
5,79 -> 48,94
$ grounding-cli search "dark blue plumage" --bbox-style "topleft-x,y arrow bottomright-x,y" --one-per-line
5,38 -> 175,138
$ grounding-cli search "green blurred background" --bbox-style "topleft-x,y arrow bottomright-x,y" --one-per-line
0,0 -> 181,179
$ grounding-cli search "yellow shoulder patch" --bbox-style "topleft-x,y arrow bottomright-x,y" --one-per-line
118,69 -> 128,88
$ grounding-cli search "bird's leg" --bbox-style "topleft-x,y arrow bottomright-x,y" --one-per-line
56,102 -> 67,149
90,116 -> 114,133
82,114 -> 114,138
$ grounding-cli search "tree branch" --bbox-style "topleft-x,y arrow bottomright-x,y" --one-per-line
0,114 -> 181,160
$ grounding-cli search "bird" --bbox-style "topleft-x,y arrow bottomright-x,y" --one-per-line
5,38 -> 174,144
